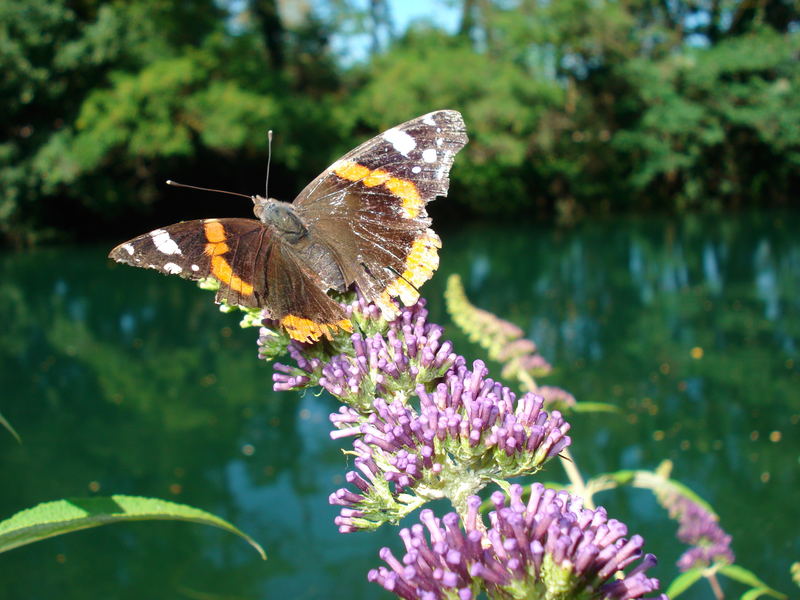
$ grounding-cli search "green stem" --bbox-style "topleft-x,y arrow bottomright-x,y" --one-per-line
518,371 -> 592,507
559,448 -> 593,509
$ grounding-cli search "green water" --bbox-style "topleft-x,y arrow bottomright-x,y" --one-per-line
1,212 -> 798,599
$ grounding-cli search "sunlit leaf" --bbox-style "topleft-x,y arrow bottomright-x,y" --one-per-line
665,567 -> 704,597
0,495 -> 266,559
741,588 -> 787,600
721,565 -> 786,599
595,470 -> 636,486
0,411 -> 21,444
571,402 -> 619,413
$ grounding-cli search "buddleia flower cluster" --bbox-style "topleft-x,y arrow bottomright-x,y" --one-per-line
256,294 -> 666,599
658,490 -> 735,571
444,274 -> 556,391
265,298 -> 571,530
370,483 -> 666,600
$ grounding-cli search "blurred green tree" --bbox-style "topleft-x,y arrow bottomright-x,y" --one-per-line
0,0 -> 340,244
1,0 -> 798,243
1,0 -> 226,243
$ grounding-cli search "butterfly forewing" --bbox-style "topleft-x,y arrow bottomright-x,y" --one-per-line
292,110 -> 468,318
109,218 -> 271,308
294,110 -> 467,215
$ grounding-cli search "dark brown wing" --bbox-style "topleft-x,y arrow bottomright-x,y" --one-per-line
265,240 -> 351,343
109,218 -> 270,309
291,110 -> 468,318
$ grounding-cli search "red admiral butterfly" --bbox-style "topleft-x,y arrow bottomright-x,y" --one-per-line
109,110 -> 468,343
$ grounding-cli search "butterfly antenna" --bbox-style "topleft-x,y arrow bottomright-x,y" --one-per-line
166,180 -> 253,200
265,130 -> 273,198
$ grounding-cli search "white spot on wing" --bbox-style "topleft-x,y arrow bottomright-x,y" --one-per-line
191,264 -> 200,272
412,166 -> 422,174
423,115 -> 436,125
150,229 -> 182,255
436,138 -> 443,147
383,128 -> 416,157
163,262 -> 183,274
122,243 -> 134,256
422,148 -> 437,163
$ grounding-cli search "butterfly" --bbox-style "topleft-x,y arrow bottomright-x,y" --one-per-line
109,110 -> 468,343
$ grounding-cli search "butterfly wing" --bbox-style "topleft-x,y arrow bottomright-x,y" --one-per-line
109,218 -> 270,309
292,110 -> 468,318
109,218 -> 350,342
264,241 -> 351,343
109,110 -> 467,342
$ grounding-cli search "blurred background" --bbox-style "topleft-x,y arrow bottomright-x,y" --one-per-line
1,1 -> 799,599
2,0 -> 798,245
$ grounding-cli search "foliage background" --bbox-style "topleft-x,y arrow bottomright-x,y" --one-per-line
2,0 -> 798,245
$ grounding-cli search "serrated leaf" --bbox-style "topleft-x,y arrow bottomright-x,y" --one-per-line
0,411 -> 21,444
665,567 -> 705,597
0,495 -> 265,559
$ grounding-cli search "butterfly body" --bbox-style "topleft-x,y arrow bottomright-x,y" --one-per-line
110,110 -> 468,343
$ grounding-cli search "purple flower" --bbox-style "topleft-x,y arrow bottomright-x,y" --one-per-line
444,274 -> 553,385
329,360 -> 571,532
269,298 -> 459,411
263,296 -> 572,532
537,385 -> 577,410
369,483 -> 666,600
661,492 -> 734,571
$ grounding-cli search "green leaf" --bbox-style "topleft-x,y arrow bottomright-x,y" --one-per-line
720,565 -> 786,599
721,564 -> 769,587
625,470 -> 717,515
0,411 -> 21,444
741,588 -> 787,600
571,402 -> 619,413
665,567 -> 704,597
598,470 -> 637,486
0,495 -> 266,559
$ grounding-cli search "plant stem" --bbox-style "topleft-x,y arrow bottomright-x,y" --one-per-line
518,371 -> 592,507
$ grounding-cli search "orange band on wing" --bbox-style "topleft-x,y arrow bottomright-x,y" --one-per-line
203,219 -> 254,296
210,256 -> 254,295
375,228 -> 441,318
333,160 -> 423,218
280,315 -> 353,343
203,219 -> 227,243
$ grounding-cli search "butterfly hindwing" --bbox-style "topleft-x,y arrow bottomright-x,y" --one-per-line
292,110 -> 468,317
265,241 -> 352,343
109,218 -> 270,308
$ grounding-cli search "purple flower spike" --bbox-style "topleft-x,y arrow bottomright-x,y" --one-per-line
660,491 -> 735,571
371,484 -> 664,600
537,385 -> 577,410
444,274 -> 555,386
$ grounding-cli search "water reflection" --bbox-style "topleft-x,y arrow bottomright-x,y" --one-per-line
1,212 -> 798,599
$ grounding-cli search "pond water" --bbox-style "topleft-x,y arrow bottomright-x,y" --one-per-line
1,211 -> 798,599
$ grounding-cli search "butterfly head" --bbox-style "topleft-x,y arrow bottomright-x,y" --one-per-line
253,196 -> 307,242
